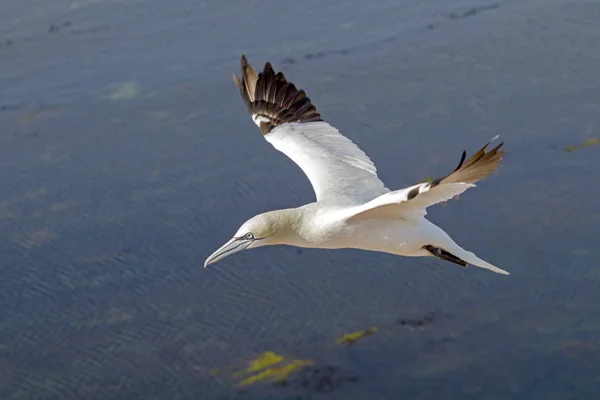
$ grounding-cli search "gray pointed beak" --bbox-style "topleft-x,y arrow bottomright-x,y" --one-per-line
204,237 -> 253,268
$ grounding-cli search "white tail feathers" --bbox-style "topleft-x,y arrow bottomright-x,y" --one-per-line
455,249 -> 509,275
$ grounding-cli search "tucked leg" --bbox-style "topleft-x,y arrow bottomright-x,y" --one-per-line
423,245 -> 467,267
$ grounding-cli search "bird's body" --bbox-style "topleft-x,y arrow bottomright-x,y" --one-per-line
254,205 -> 425,253
232,203 -> 506,275
204,55 -> 509,275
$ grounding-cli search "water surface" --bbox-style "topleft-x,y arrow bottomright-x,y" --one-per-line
1,0 -> 600,398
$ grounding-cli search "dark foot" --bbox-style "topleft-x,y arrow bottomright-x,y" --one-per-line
423,245 -> 467,267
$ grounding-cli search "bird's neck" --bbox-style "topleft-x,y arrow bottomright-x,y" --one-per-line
261,208 -> 315,247
269,207 -> 342,249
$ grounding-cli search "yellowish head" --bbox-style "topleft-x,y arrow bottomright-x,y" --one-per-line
204,210 -> 300,267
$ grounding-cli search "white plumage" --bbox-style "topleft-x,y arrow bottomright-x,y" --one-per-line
204,55 -> 509,275
266,121 -> 388,204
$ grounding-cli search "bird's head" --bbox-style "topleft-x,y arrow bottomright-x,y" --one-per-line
204,210 -> 300,267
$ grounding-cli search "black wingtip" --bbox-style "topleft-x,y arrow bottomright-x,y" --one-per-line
454,151 -> 467,172
234,55 -> 323,135
441,139 -> 506,185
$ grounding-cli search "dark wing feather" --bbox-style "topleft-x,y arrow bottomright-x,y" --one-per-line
397,138 -> 504,207
233,54 -> 322,135
346,137 -> 505,222
430,140 -> 504,188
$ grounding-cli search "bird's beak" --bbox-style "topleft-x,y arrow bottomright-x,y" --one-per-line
204,237 -> 254,268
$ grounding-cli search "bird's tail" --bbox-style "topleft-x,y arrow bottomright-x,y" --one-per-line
449,246 -> 509,275
423,221 -> 509,275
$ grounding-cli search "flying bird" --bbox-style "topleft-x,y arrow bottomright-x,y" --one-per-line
204,55 -> 508,275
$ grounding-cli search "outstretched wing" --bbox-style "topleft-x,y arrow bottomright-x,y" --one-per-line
346,138 -> 505,221
232,55 -> 388,204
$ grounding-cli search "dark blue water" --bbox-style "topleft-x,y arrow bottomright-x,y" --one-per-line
2,0 -> 600,398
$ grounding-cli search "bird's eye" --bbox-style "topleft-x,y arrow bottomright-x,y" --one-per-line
244,233 -> 254,240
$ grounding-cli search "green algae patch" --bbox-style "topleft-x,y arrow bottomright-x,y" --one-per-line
108,81 -> 141,101
565,137 -> 599,152
212,351 -> 314,387
239,359 -> 313,386
234,351 -> 284,377
19,113 -> 36,122
336,327 -> 378,346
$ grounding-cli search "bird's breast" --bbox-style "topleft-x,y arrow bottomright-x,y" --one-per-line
303,216 -> 428,254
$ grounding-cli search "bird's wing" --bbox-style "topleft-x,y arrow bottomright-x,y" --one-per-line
232,55 -> 388,204
345,138 -> 504,222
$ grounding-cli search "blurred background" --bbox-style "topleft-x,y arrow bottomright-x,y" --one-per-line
1,0 -> 599,398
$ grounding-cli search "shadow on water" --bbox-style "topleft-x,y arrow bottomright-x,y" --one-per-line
2,0 -> 600,399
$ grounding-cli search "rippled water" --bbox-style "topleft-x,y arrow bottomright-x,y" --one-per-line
2,0 -> 600,398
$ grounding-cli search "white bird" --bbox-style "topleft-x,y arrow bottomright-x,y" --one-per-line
204,55 -> 509,275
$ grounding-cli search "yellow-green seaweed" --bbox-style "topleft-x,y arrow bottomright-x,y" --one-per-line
336,327 -> 379,346
232,351 -> 284,378
565,137 -> 599,152
108,81 -> 141,101
239,359 -> 313,386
